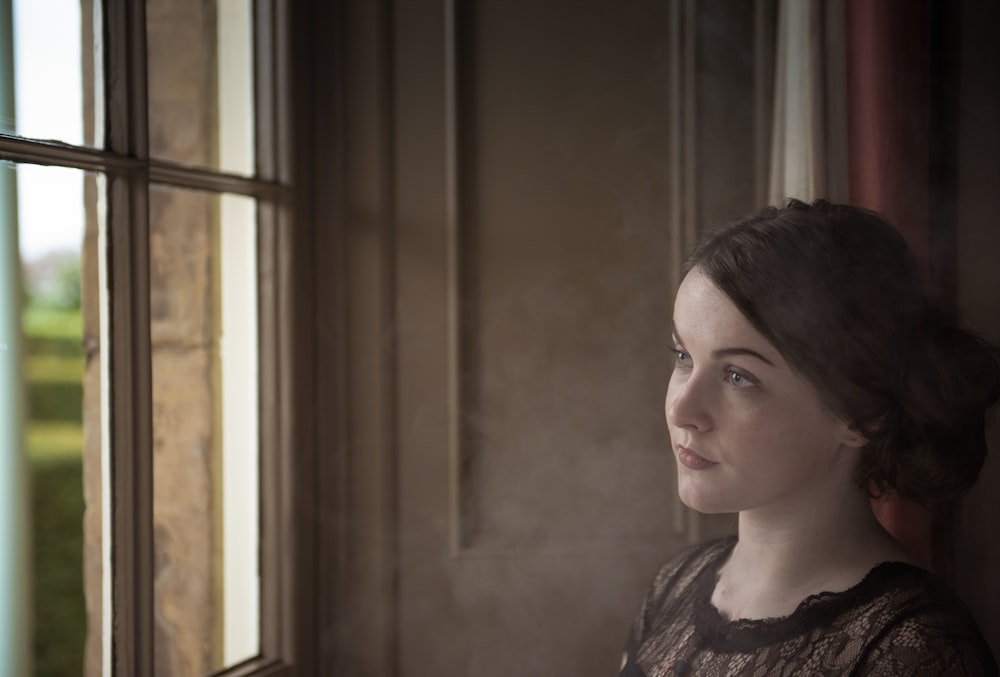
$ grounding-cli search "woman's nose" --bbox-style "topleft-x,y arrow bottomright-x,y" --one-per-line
665,375 -> 712,432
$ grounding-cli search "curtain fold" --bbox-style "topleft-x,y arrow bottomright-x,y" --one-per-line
845,0 -> 933,569
767,0 -> 848,203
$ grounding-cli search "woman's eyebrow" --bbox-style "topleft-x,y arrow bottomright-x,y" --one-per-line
672,326 -> 775,366
710,347 -> 774,366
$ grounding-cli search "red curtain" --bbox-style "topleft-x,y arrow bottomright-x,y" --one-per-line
845,0 -> 934,568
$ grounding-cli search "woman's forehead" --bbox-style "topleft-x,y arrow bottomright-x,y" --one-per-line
673,270 -> 771,350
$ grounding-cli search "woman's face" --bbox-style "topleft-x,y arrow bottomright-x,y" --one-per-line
666,268 -> 863,515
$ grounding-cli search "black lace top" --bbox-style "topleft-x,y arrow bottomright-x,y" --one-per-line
620,538 -> 998,676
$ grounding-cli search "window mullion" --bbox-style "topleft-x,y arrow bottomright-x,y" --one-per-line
105,0 -> 153,675
105,0 -> 148,160
254,0 -> 277,184
255,1 -> 299,670
106,171 -> 153,677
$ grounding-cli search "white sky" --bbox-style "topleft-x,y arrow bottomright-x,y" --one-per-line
13,0 -> 85,262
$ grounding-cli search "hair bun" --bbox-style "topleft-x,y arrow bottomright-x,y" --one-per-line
885,311 -> 1000,502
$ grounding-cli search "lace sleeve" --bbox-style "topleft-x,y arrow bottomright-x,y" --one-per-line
620,571 -> 656,675
856,612 -> 999,677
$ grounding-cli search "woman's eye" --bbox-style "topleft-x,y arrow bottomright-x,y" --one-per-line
673,349 -> 692,367
725,368 -> 756,389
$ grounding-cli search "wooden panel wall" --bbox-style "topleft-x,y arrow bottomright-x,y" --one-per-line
319,2 -> 770,674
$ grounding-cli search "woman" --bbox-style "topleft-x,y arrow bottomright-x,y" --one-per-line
620,200 -> 1000,676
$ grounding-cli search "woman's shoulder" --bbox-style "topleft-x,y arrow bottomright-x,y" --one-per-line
856,606 -> 998,676
853,564 -> 999,676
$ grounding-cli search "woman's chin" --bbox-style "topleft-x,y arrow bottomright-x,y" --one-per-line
677,483 -> 731,515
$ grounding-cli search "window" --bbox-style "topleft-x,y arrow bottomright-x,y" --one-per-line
0,1 -> 300,675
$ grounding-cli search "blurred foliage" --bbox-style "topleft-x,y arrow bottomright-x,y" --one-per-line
24,310 -> 84,423
23,300 -> 86,676
30,457 -> 85,677
24,256 -> 82,312
28,381 -> 84,422
26,354 -> 85,382
23,307 -> 84,342
24,333 -> 84,359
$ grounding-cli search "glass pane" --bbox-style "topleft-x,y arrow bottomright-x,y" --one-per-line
150,185 -> 260,672
147,0 -> 255,175
4,0 -> 104,148
4,163 -> 106,676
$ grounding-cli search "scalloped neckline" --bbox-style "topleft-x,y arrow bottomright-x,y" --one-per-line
692,537 -> 928,648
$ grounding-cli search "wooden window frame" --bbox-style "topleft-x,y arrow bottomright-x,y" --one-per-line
0,0 -> 316,674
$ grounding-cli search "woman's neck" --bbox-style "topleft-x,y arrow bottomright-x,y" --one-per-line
711,490 -> 916,621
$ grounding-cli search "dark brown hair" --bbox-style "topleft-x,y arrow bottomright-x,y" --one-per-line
686,199 -> 1000,504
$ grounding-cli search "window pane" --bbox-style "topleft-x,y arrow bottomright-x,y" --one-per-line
5,163 -> 106,676
147,0 -> 255,175
149,184 -> 260,673
5,0 -> 103,148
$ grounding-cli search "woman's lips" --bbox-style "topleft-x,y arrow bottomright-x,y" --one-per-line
676,445 -> 719,470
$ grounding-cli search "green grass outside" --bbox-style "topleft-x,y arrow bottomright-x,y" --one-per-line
24,306 -> 86,676
30,456 -> 86,677
28,423 -> 85,462
27,382 -> 84,423
23,307 -> 83,340
26,354 -> 85,382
